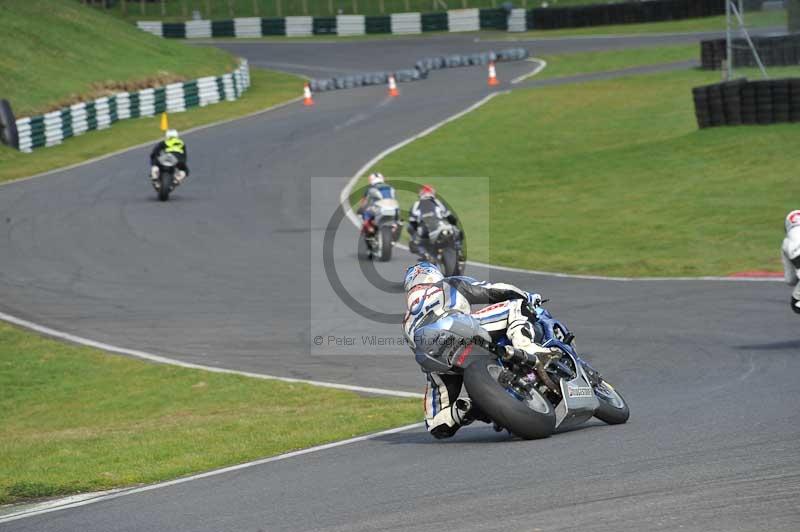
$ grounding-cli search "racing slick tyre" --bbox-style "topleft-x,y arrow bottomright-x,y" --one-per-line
0,99 -> 19,149
441,247 -> 458,277
158,171 -> 171,202
357,232 -> 370,261
593,381 -> 630,425
378,224 -> 393,262
463,352 -> 555,440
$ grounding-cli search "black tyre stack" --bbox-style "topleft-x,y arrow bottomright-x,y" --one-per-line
693,78 -> 800,129
692,85 -> 711,129
721,79 -> 744,126
740,82 -> 757,125
708,83 -> 726,127
0,99 -> 19,150
754,80 -> 774,125
773,79 -> 791,123
791,79 -> 800,123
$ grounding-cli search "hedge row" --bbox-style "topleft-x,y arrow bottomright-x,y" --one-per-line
692,78 -> 800,128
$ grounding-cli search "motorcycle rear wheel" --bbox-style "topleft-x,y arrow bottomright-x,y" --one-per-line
463,354 -> 555,440
378,225 -> 393,262
357,232 -> 370,261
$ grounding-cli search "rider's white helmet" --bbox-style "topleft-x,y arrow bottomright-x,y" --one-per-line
786,210 -> 800,233
404,261 -> 444,292
368,173 -> 385,186
165,129 -> 179,140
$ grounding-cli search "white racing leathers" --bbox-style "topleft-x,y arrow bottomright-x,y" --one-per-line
782,226 -> 800,313
402,277 -> 542,438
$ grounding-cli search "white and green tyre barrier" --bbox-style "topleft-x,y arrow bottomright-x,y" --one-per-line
135,0 -> 727,38
13,60 -> 250,153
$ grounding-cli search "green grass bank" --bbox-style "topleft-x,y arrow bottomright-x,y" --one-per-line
0,0 -> 303,183
360,48 -> 799,277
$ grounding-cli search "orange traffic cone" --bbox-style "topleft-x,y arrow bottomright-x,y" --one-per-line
388,74 -> 399,97
303,83 -> 314,106
488,61 -> 500,86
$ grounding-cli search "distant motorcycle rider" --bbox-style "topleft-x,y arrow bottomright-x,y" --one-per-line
356,173 -> 399,232
149,129 -> 189,185
402,261 -> 558,439
782,210 -> 800,314
407,185 -> 458,260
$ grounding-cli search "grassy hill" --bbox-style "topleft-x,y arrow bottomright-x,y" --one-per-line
0,0 -> 237,117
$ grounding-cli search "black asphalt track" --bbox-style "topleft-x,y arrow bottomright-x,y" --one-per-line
1,31 -> 798,531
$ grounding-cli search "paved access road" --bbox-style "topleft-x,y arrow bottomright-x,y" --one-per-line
1,31 -> 798,531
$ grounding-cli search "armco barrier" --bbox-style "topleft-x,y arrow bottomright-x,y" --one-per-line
692,77 -> 800,129
13,60 -> 250,153
701,34 -> 800,70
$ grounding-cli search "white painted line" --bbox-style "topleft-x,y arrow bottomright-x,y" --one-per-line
340,91 -> 509,227
0,95 -> 303,189
338,78 -> 783,283
0,311 -> 423,399
511,57 -> 547,85
0,422 -> 424,524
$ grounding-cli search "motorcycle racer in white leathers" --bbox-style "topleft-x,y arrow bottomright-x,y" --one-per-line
782,210 -> 800,314
402,261 -> 557,439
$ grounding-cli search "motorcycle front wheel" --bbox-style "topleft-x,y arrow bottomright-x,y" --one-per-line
593,380 -> 630,425
441,247 -> 458,276
158,171 -> 172,202
463,354 -> 555,440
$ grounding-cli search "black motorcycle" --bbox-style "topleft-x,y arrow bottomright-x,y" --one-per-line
412,217 -> 465,276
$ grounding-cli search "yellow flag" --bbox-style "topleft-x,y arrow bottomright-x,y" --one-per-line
160,112 -> 169,131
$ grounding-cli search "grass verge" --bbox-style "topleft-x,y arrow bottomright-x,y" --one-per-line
0,321 -> 419,506
1,0 -> 238,117
357,48 -> 799,277
0,68 -> 301,184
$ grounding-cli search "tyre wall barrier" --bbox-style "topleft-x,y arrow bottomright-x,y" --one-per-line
447,8 -> 480,32
692,77 -> 800,128
0,99 -> 20,150
12,60 -> 250,153
135,0 -> 726,38
307,48 -> 528,93
701,34 -> 800,70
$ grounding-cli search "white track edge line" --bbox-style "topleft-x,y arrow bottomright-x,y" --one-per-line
0,311 -> 422,399
338,65 -> 783,284
0,422 -> 424,524
0,95 -> 304,189
340,90 -> 509,227
511,58 -> 547,84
